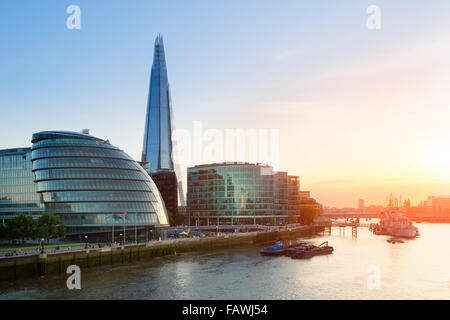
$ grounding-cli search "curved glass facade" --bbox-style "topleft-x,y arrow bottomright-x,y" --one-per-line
31,131 -> 169,238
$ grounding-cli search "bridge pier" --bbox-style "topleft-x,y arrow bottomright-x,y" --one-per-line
352,226 -> 357,239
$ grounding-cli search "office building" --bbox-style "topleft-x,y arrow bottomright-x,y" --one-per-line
187,162 -> 302,226
31,130 -> 169,241
0,148 -> 44,224
149,169 -> 178,224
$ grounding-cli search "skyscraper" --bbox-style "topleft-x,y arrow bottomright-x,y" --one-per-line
142,34 -> 174,172
141,35 -> 184,223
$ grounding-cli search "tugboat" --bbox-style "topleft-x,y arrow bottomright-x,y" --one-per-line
260,242 -> 287,256
370,210 -> 419,238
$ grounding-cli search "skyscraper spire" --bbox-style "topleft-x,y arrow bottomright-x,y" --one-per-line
142,34 -> 174,171
141,35 -> 186,211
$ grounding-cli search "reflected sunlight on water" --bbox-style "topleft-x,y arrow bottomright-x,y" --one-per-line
0,223 -> 449,299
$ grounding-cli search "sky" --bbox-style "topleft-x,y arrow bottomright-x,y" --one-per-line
1,0 -> 450,207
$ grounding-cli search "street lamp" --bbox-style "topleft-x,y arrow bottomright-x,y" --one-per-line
40,238 -> 45,254
84,235 -> 88,249
119,233 -> 123,245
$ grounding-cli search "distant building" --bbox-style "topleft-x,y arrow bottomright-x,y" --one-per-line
177,205 -> 187,225
0,148 -> 44,224
187,162 -> 301,226
31,131 -> 169,241
288,176 -> 301,217
359,199 -> 365,212
299,190 -> 322,214
300,191 -> 311,201
149,169 -> 178,224
423,196 -> 450,218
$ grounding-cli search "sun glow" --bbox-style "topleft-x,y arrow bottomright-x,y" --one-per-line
425,146 -> 450,182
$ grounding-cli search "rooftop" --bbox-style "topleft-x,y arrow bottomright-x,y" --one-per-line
31,131 -> 106,144
188,162 -> 272,169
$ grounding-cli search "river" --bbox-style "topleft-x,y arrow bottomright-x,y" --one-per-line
0,223 -> 449,299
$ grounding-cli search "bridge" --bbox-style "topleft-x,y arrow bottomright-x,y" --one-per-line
320,212 -> 381,219
313,220 -> 375,238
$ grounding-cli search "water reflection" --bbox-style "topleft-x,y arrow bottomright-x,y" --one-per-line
0,223 -> 449,299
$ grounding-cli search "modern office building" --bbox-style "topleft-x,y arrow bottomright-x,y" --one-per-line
141,34 -> 184,218
149,169 -> 178,224
287,175 -> 301,216
187,162 -> 302,226
31,130 -> 169,241
0,148 -> 44,224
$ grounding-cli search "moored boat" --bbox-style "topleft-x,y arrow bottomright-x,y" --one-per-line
260,242 -> 287,256
290,241 -> 334,259
370,210 -> 419,239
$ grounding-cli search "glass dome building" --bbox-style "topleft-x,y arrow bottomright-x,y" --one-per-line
31,131 -> 169,241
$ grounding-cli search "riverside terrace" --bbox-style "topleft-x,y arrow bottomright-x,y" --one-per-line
0,224 -> 304,259
0,226 -> 312,282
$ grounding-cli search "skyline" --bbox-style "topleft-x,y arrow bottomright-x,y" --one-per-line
2,1 -> 450,207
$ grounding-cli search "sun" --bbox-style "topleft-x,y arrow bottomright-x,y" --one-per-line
425,146 -> 450,181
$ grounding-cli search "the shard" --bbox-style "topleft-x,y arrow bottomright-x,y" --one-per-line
142,35 -> 186,214
142,34 -> 175,171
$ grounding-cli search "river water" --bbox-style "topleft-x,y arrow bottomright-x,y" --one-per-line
0,223 -> 449,300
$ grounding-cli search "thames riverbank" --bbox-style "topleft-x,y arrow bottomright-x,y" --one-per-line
1,223 -> 448,300
0,226 -> 314,282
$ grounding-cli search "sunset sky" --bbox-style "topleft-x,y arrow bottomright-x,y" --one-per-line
1,1 -> 450,207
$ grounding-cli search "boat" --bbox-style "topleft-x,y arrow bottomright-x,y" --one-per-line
291,241 -> 334,259
284,240 -> 313,256
370,210 -> 419,238
311,241 -> 334,255
386,238 -> 404,244
291,249 -> 314,259
259,242 -> 287,256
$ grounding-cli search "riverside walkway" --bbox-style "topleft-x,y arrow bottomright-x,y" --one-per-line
0,224 -> 305,260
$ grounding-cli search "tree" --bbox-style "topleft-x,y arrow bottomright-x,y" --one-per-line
57,224 -> 66,239
0,224 -> 7,239
299,206 -> 320,225
286,215 -> 300,224
6,214 -> 36,242
36,213 -> 62,241
166,210 -> 175,226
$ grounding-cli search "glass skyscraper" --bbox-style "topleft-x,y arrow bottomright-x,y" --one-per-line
141,34 -> 185,220
31,131 -> 169,240
187,162 -> 301,226
142,34 -> 175,172
0,148 -> 44,224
